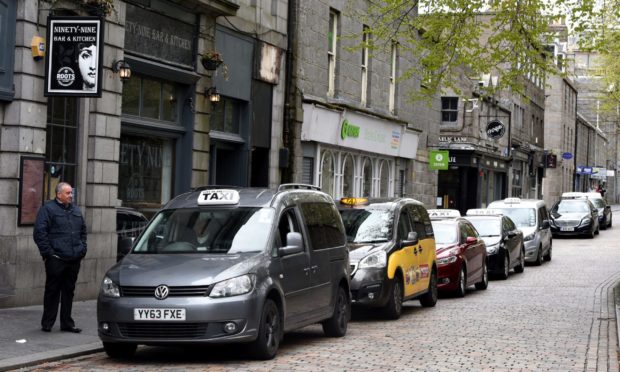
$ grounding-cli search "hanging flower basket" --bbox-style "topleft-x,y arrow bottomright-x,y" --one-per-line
201,51 -> 224,71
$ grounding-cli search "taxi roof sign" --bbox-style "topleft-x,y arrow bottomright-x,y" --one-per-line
340,197 -> 369,206
197,189 -> 240,205
503,197 -> 522,204
466,208 -> 503,216
427,209 -> 461,219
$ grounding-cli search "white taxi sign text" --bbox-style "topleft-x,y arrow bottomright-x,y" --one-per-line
466,208 -> 503,216
197,189 -> 240,205
427,209 -> 461,219
503,197 -> 522,204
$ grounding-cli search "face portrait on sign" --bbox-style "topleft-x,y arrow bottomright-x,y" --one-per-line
77,42 -> 97,90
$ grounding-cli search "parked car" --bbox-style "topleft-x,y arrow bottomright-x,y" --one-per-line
562,192 -> 612,229
116,207 -> 149,262
337,197 -> 438,319
487,198 -> 552,265
464,209 -> 525,279
99,185 -> 351,360
550,197 -> 600,238
430,217 -> 488,297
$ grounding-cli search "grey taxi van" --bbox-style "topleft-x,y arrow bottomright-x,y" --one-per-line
487,198 -> 552,265
97,185 -> 351,360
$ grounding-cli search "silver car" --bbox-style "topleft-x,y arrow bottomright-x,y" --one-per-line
487,198 -> 552,265
98,185 -> 350,360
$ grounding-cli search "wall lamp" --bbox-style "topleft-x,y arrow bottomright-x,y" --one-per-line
206,86 -> 221,103
112,60 -> 132,82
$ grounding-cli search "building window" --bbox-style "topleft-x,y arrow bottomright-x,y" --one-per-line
320,150 -> 335,196
45,97 -> 79,200
119,134 -> 174,208
441,97 -> 458,123
361,25 -> 370,106
379,160 -> 391,197
328,9 -> 339,97
342,154 -> 354,196
210,97 -> 242,134
389,41 -> 397,114
122,74 -> 180,123
362,157 -> 372,197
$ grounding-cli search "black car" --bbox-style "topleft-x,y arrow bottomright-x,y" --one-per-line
589,197 -> 612,229
115,206 -> 149,261
549,198 -> 599,238
464,209 -> 525,279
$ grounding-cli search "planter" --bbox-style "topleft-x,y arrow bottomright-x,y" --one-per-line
202,58 -> 223,71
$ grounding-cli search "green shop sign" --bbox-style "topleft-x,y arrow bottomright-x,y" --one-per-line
429,150 -> 449,170
341,119 -> 360,140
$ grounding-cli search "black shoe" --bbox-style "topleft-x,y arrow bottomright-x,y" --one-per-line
41,326 -> 52,332
60,326 -> 82,333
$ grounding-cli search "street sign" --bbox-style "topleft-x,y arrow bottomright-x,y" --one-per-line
561,152 -> 573,160
429,150 -> 449,170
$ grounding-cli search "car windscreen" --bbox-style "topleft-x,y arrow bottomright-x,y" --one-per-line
430,222 -> 458,244
132,207 -> 275,254
553,201 -> 589,213
467,218 -> 500,237
339,207 -> 392,243
495,208 -> 536,228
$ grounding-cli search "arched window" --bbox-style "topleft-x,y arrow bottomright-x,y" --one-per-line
320,150 -> 336,196
379,160 -> 390,197
361,157 -> 372,197
342,154 -> 354,197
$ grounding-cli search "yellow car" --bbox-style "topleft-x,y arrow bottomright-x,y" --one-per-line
337,197 -> 438,319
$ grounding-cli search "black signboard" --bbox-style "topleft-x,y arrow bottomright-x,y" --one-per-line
45,16 -> 103,97
486,119 -> 505,139
124,3 -> 195,68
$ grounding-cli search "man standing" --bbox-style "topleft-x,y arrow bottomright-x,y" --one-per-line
33,182 -> 86,333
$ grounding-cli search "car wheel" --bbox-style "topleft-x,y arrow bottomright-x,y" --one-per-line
534,245 -> 543,265
454,266 -> 466,297
609,216 -> 612,228
103,342 -> 137,359
514,246 -> 526,273
595,224 -> 600,235
588,227 -> 595,239
322,286 -> 350,337
419,268 -> 438,307
475,261 -> 488,290
499,253 -> 509,280
543,243 -> 552,262
250,299 -> 281,360
382,277 -> 403,320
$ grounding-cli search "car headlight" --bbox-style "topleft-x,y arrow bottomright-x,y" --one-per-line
101,276 -> 120,298
486,243 -> 500,254
358,250 -> 387,269
437,256 -> 458,265
580,217 -> 592,227
210,274 -> 255,298
524,233 -> 535,241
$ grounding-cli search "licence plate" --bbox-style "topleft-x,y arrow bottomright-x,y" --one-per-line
134,308 -> 186,321
560,227 -> 574,232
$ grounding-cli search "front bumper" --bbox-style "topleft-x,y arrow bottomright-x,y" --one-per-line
486,250 -> 506,274
550,222 -> 593,236
437,258 -> 462,291
97,292 -> 261,344
349,267 -> 390,308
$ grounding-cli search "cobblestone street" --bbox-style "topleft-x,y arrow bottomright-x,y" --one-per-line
22,227 -> 620,372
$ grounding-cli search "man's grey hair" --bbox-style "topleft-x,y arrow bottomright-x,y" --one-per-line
55,182 -> 72,194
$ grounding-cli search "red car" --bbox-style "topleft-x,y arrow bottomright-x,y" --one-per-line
430,217 -> 488,297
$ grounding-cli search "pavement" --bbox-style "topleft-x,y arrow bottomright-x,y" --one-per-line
1,205 -> 619,371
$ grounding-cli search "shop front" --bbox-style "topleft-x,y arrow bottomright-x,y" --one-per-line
301,103 -> 419,199
436,149 -> 508,214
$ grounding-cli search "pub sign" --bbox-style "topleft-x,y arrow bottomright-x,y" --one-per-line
45,16 -> 103,97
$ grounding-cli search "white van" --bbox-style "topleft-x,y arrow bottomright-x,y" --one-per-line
487,198 -> 552,265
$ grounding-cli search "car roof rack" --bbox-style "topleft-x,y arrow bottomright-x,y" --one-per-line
192,185 -> 242,192
277,183 -> 321,192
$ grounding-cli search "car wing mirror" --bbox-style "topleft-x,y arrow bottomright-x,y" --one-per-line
278,232 -> 304,256
117,236 -> 135,261
465,236 -> 478,244
400,231 -> 419,247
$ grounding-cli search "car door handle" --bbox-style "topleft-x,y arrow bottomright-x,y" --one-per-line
311,265 -> 319,273
413,248 -> 418,255
303,267 -> 311,275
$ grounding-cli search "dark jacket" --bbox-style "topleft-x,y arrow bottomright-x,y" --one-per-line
33,199 -> 87,260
